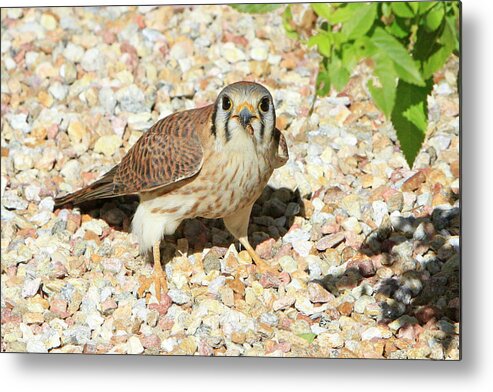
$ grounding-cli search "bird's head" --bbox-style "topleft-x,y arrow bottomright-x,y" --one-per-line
213,81 -> 276,146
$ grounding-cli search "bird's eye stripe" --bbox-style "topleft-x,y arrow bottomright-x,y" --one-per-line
225,111 -> 231,143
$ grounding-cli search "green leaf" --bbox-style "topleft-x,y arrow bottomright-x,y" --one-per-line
386,19 -> 410,39
327,4 -> 354,24
311,3 -> 333,21
420,15 -> 457,79
391,79 -> 433,167
297,333 -> 317,344
382,3 -> 392,18
230,4 -> 282,14
403,101 -> 427,132
422,47 -> 451,79
371,27 -> 425,86
418,2 -> 436,15
425,3 -> 445,32
329,55 -> 350,91
342,42 -> 364,70
391,2 -> 416,18
316,69 -> 331,96
330,31 -> 347,47
307,31 -> 332,57
443,15 -> 459,52
354,35 -> 378,58
341,3 -> 377,40
368,54 -> 397,118
408,2 -> 420,15
282,5 -> 298,39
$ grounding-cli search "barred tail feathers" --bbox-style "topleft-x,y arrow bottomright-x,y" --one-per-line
54,167 -> 118,208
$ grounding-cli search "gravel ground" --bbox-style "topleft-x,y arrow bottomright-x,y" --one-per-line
1,5 -> 460,358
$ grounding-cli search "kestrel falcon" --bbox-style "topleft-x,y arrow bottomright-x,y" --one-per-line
55,81 -> 289,301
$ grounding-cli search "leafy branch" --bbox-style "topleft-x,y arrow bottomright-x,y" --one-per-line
230,2 -> 460,168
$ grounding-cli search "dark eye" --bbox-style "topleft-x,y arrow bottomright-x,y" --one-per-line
222,96 -> 232,111
259,97 -> 270,113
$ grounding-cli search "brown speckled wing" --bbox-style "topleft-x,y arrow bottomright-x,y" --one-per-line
273,128 -> 289,169
54,105 -> 212,207
113,106 -> 212,194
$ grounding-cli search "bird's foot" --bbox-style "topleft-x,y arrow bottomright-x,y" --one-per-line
252,256 -> 279,276
241,242 -> 279,276
137,241 -> 168,302
137,268 -> 168,302
238,236 -> 279,275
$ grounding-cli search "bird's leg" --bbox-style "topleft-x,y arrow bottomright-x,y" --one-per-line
238,236 -> 274,274
137,240 -> 168,302
223,204 -> 278,274
151,240 -> 168,301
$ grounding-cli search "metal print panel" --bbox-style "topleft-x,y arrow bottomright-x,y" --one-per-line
0,2 -> 460,359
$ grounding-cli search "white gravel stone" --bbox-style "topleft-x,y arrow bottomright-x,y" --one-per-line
2,190 -> 28,210
250,39 -> 269,61
99,87 -> 117,114
81,47 -> 103,71
39,197 -> 55,212
168,288 -> 191,305
342,216 -> 362,234
127,336 -> 144,354
7,113 -> 30,132
372,200 -> 389,226
26,340 -> 48,353
161,338 -> 177,352
353,295 -> 375,314
102,258 -> 123,273
4,57 -> 16,71
81,220 -> 106,236
22,278 -> 42,298
30,210 -> 52,226
208,276 -> 226,295
13,153 -> 34,171
86,312 -> 105,329
7,8 -> 23,19
94,135 -> 122,157
63,43 -> 85,62
222,42 -> 246,63
60,160 -> 81,180
317,332 -> 343,348
278,256 -> 298,273
361,327 -> 383,340
49,82 -> 69,101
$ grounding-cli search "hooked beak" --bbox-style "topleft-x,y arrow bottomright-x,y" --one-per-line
238,107 -> 253,129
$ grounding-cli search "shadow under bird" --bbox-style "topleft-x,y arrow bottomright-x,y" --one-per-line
55,81 -> 289,301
